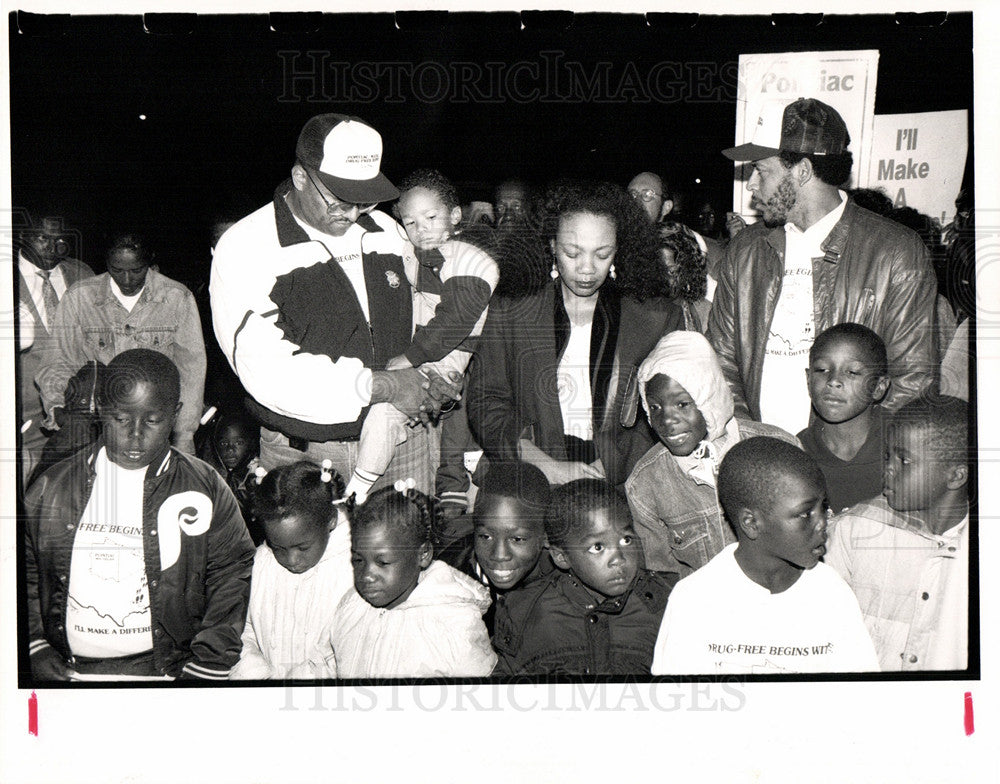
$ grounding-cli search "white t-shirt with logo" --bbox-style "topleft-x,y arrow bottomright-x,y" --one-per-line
758,194 -> 847,434
651,543 -> 879,674
295,215 -> 370,322
66,448 -> 153,658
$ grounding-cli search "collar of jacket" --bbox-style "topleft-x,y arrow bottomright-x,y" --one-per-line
554,567 -> 644,617
553,280 -> 622,427
82,439 -> 176,482
765,197 -> 857,265
90,268 -> 166,308
272,178 -> 383,249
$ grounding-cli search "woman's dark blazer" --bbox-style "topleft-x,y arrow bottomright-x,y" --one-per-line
467,280 -> 685,488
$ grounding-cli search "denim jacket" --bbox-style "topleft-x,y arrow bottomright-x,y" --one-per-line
36,270 -> 207,441
625,419 -> 798,576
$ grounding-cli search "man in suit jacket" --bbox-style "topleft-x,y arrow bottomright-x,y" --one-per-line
16,217 -> 93,483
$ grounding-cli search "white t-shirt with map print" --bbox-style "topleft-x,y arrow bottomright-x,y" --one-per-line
758,194 -> 847,434
66,448 -> 152,658
651,543 -> 878,674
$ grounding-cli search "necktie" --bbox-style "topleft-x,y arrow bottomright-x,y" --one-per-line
37,269 -> 60,325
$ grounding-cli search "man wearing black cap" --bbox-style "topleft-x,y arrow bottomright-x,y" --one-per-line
210,114 -> 457,489
16,216 -> 93,483
707,97 -> 937,433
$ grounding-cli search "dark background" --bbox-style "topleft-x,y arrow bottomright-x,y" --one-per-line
9,11 -> 973,286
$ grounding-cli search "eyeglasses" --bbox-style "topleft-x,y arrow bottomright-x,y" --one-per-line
304,168 -> 375,215
629,188 -> 662,204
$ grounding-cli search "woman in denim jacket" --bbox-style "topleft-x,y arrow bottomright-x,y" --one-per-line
36,233 -> 206,453
624,331 -> 797,576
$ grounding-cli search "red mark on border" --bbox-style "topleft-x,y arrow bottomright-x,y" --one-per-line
964,691 -> 974,736
28,691 -> 38,736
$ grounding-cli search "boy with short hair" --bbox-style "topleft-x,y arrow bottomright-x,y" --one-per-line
493,479 -> 677,675
825,396 -> 970,671
24,349 -> 255,681
798,323 -> 891,512
651,437 -> 878,674
436,461 -> 553,634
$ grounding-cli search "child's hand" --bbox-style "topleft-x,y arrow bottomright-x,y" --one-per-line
385,355 -> 413,371
30,646 -> 71,681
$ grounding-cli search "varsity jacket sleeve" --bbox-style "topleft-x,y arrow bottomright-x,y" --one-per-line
209,224 -> 374,425
182,480 -> 255,679
705,243 -> 752,420
404,242 -> 500,367
879,233 -> 937,409
170,286 -> 208,445
22,478 -> 54,659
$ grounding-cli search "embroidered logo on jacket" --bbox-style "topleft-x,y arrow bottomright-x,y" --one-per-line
157,491 -> 213,570
385,270 -> 401,288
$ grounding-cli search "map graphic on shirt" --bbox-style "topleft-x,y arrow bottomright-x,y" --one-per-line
759,261 -> 815,433
66,449 -> 154,658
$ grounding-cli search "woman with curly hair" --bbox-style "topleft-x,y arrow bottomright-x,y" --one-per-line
467,180 -> 685,488
658,221 -> 711,333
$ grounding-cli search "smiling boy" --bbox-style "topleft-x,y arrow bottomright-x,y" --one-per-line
493,479 -> 677,676
651,437 -> 877,674
24,349 -> 254,681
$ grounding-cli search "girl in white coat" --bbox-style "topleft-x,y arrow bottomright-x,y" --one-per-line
330,482 -> 496,678
230,460 -> 353,680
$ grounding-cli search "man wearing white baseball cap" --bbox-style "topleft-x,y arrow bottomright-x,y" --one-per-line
210,114 -> 457,489
706,97 -> 937,434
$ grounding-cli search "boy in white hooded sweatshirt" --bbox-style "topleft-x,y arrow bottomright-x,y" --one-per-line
625,331 -> 797,577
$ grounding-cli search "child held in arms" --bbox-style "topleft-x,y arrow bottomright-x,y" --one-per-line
345,169 -> 499,524
25,349 -> 254,681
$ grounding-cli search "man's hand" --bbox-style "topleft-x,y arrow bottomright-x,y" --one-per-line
518,439 -> 605,485
422,370 -> 463,408
30,646 -> 70,681
372,369 -> 463,423
725,212 -> 747,239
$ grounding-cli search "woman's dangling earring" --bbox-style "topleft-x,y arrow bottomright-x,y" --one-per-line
550,263 -> 559,280
609,264 -> 617,280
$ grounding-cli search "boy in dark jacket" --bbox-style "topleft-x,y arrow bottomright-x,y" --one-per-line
492,479 -> 677,675
24,349 -> 255,681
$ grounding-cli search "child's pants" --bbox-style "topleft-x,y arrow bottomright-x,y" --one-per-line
354,401 -> 413,485
354,400 -> 473,511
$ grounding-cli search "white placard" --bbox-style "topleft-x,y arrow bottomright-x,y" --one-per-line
731,50 -> 880,219
862,110 -> 968,226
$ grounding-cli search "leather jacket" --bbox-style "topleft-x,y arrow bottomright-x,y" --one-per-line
706,199 -> 937,420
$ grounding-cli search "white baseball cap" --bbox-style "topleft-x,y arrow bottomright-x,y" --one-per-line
295,114 -> 399,204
